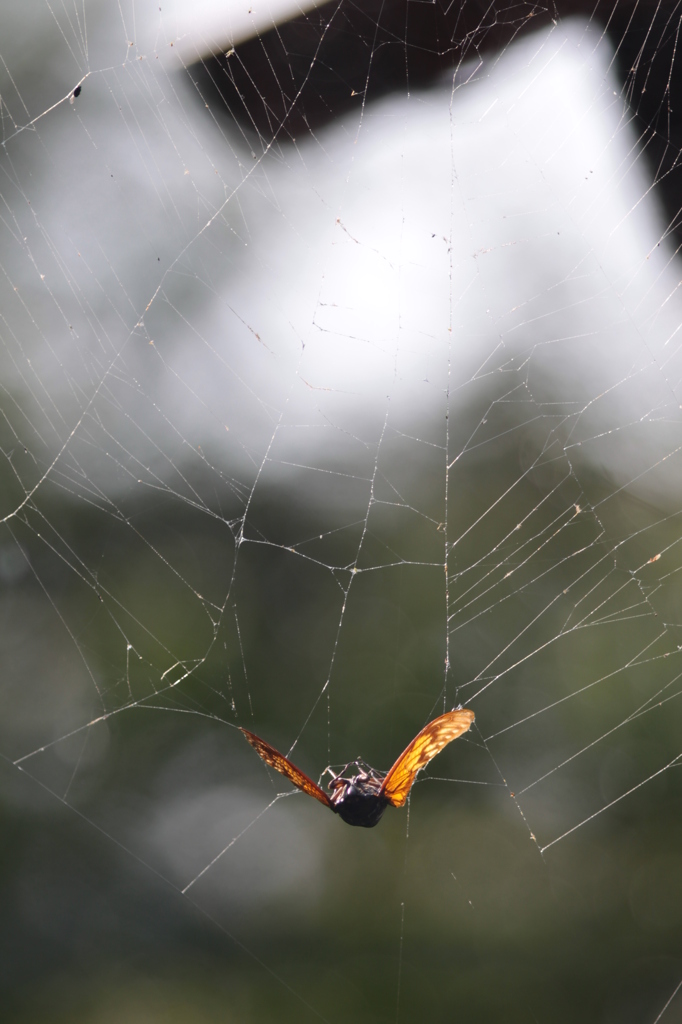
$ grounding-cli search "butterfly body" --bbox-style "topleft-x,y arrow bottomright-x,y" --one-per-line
241,707 -> 474,827
328,767 -> 389,828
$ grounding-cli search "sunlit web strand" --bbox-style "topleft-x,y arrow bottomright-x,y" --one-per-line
540,751 -> 682,853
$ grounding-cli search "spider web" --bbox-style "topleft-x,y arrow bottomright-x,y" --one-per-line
2,1 -> 682,1021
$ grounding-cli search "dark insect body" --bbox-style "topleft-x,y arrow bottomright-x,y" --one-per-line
241,707 -> 475,828
327,762 -> 389,827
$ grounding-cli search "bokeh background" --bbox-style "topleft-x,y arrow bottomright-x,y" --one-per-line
2,2 -> 682,1022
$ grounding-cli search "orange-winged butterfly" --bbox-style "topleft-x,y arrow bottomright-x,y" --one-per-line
241,708 -> 474,827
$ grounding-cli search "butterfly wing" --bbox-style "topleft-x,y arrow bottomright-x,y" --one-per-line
240,727 -> 332,808
380,709 -> 475,807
